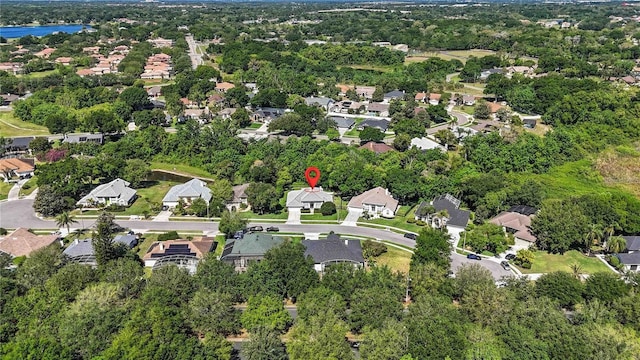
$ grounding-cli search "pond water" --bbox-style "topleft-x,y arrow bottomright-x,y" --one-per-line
147,170 -> 199,183
0,25 -> 90,38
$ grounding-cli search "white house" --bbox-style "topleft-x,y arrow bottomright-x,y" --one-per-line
162,178 -> 212,209
410,137 -> 446,152
77,178 -> 137,207
286,187 -> 333,213
348,187 -> 399,219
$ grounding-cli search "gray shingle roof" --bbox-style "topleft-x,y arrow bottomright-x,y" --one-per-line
305,97 -> 333,107
64,235 -> 137,257
623,236 -> 640,252
162,178 -> 212,203
329,116 -> 355,129
220,233 -> 284,260
432,194 -> 470,227
286,187 -> 333,208
77,178 -> 137,206
357,119 -> 389,131
384,90 -> 404,99
616,252 -> 640,265
303,234 -> 364,264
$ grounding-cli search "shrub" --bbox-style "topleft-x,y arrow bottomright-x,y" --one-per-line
0,228 -> 7,235
521,262 -> 532,269
106,204 -> 125,212
363,240 -> 388,259
22,183 -> 32,190
406,218 -> 417,224
608,255 -> 621,268
416,220 -> 426,226
158,231 -> 180,241
320,202 -> 336,216
301,208 -> 311,214
12,256 -> 26,266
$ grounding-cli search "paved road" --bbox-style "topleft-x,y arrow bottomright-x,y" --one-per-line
185,34 -> 203,70
0,199 -> 511,279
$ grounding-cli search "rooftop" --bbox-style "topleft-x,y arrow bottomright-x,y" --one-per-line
348,187 -> 398,211
431,194 -> 470,227
162,178 -> 212,204
286,187 -> 333,208
489,211 -> 536,242
359,141 -> 394,154
303,233 -> 364,265
0,228 -> 59,257
220,233 -> 284,259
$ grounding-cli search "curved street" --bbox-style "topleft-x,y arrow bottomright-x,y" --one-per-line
0,199 -> 512,279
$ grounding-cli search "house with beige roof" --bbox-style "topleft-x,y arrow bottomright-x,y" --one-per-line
34,47 -> 56,58
348,187 -> 398,219
0,158 -> 34,182
0,228 -> 59,258
215,82 -> 235,92
286,187 -> 333,213
489,206 -> 537,248
143,238 -> 216,274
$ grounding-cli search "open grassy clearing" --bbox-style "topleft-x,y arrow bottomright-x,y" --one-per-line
454,105 -> 475,115
245,122 -> 262,129
405,49 -> 496,65
373,245 -> 412,274
515,250 -> 612,274
524,122 -> 551,136
595,145 -> 640,198
0,112 -> 50,137
150,161 -> 216,180
18,69 -> 58,78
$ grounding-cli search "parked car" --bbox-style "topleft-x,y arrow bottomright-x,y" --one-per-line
248,226 -> 263,232
233,230 -> 245,239
466,253 -> 482,260
501,261 -> 511,270
266,226 -> 279,232
403,233 -> 417,240
505,253 -> 516,261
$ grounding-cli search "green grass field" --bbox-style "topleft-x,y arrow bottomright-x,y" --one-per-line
0,112 -> 50,137
374,245 -> 412,274
18,176 -> 38,197
516,250 -> 612,274
150,161 -> 216,180
0,182 -> 13,201
246,123 -> 262,129
240,210 -> 288,220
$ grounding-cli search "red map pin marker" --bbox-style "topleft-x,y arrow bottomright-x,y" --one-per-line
304,166 -> 321,190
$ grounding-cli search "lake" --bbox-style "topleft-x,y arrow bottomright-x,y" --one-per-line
0,25 -> 90,39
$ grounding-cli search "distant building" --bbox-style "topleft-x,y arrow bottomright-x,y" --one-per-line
0,158 -> 35,182
64,235 -> 138,266
63,133 -> 104,144
227,183 -> 250,211
358,141 -> 394,154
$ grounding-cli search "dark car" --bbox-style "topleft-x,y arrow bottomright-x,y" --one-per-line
501,261 -> 511,270
403,233 -> 417,240
505,253 -> 516,261
467,253 -> 482,260
248,226 -> 263,232
266,226 -> 279,232
233,230 -> 245,239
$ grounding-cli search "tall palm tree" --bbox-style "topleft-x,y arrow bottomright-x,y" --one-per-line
606,235 -> 627,254
583,224 -> 603,255
570,263 -> 583,280
55,211 -> 77,235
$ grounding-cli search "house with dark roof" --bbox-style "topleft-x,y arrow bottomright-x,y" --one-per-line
220,233 -> 284,271
4,137 -> 35,154
77,178 -> 137,207
507,205 -> 537,216
162,178 -> 212,209
415,194 -> 470,242
64,234 -> 138,266
227,183 -> 250,211
329,116 -> 355,130
286,187 -> 333,213
348,187 -> 399,219
0,228 -> 59,258
366,103 -> 390,117
357,119 -> 389,132
383,90 -> 404,101
143,238 -> 216,274
615,236 -> 640,272
358,141 -> 395,154
303,233 -> 365,273
251,108 -> 285,124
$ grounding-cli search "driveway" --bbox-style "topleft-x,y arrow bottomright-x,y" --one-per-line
153,210 -> 172,221
286,208 -> 301,224
450,253 -> 513,280
341,208 -> 362,226
7,179 -> 27,201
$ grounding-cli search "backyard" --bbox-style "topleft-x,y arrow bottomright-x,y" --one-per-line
514,250 -> 612,274
373,244 -> 412,274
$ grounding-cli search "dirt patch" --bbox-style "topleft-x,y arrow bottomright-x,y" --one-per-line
595,145 -> 640,197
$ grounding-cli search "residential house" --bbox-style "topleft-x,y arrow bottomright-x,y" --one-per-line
286,187 -> 333,213
227,183 -> 250,211
415,92 -> 427,103
487,102 -> 503,114
54,57 -> 73,66
215,82 -> 235,93
77,178 -> 137,207
147,37 -> 174,48
366,103 -> 390,117
0,228 -> 59,258
0,94 -> 20,106
615,236 -> 640,272
220,233 -> 284,271
303,233 -> 365,273
462,95 -> 476,106
415,194 -> 470,241
489,206 -> 537,248
358,141 -> 395,154
348,187 -> 399,219
383,90 -> 404,102
305,96 -> 334,112
63,133 -> 104,144
357,118 -> 390,132
64,235 -> 138,265
218,107 -> 237,120
507,66 -> 535,78
162,178 -> 212,209
3,137 -> 34,154
355,86 -> 376,99
76,68 -> 94,77
471,119 -> 502,134
337,84 -> 353,96
523,118 -> 537,128
428,93 -> 442,106
451,125 -> 478,141
208,93 -> 225,107
184,108 -> 211,124
34,47 -> 56,58
331,101 -> 363,114
0,158 -> 35,182
0,62 -> 24,75
82,46 -> 100,54
329,116 -> 355,130
149,99 -> 166,109
410,137 -> 446,152
480,68 -> 504,81
143,238 -> 216,274
147,86 -> 162,98
251,108 -> 285,124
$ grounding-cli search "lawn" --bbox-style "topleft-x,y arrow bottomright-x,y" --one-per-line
18,176 -> 38,197
245,122 -> 262,129
0,112 -> 50,137
136,233 -> 159,258
75,181 -> 178,217
516,250 -> 612,274
360,205 -> 423,233
454,105 -> 475,116
240,210 -> 289,220
150,161 -> 216,180
374,244 -> 412,274
0,181 -> 13,200
18,69 -> 58,78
